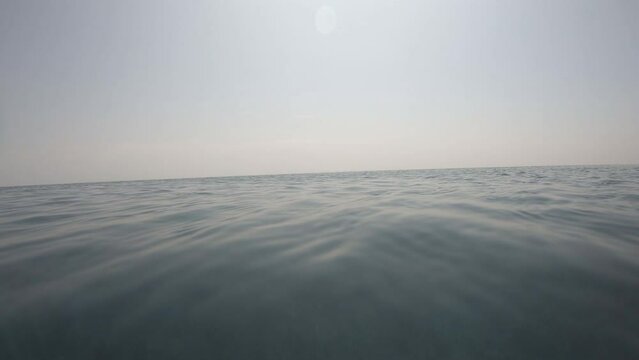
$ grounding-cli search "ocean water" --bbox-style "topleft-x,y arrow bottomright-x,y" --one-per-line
1,165 -> 638,359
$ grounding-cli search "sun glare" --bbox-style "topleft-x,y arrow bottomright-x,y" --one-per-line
315,5 -> 337,35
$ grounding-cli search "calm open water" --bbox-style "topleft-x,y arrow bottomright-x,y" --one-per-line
1,166 -> 639,359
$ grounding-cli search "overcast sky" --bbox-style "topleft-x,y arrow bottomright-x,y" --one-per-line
1,0 -> 638,186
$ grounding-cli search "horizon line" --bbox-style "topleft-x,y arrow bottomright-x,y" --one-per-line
1,162 -> 636,189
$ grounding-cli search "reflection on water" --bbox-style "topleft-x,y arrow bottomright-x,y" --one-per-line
1,166 -> 638,359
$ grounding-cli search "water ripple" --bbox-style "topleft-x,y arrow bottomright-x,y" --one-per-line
1,165 -> 639,359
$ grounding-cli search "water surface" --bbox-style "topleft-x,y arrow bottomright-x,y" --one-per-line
1,166 -> 639,359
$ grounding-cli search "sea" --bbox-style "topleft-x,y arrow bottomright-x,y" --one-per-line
1,165 -> 638,359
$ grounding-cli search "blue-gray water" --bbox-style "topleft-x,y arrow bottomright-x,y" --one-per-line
1,166 -> 639,359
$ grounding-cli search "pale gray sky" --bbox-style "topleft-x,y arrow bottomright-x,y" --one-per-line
1,0 -> 638,186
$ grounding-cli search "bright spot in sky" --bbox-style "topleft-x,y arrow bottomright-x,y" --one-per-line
315,6 -> 337,35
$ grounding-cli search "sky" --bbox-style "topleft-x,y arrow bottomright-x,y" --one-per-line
1,0 -> 638,186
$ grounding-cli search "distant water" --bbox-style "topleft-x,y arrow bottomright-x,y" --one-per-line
1,166 -> 639,360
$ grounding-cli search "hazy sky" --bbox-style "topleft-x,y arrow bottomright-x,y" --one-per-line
1,0 -> 637,186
